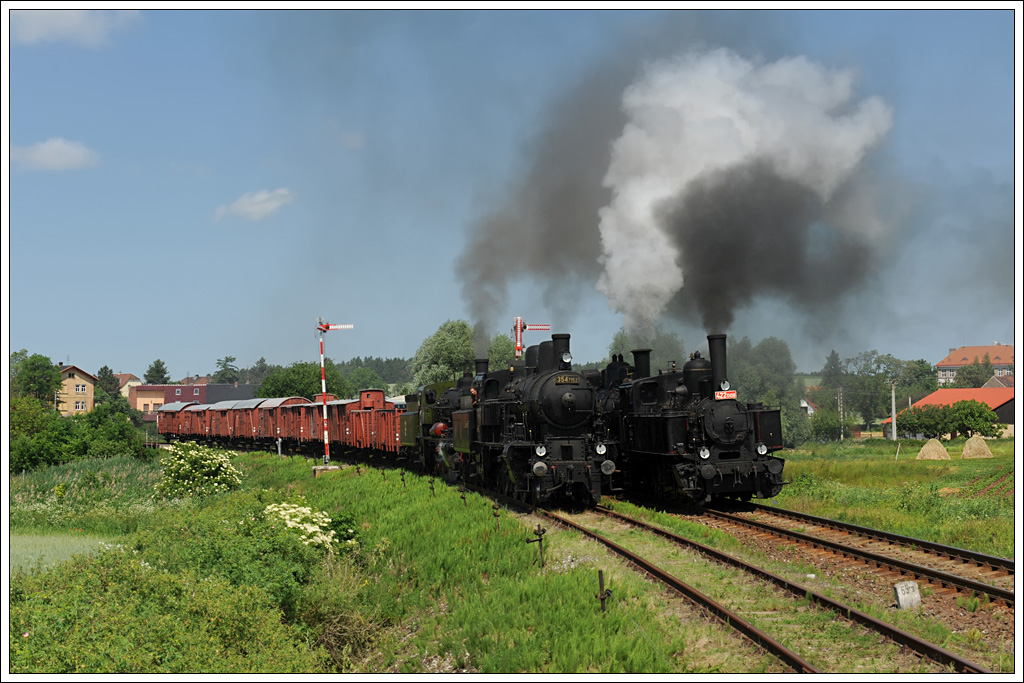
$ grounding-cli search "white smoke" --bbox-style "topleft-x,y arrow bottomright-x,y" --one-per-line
596,48 -> 893,336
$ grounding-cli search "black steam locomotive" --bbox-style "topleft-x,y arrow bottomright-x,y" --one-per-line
400,333 -> 618,506
400,331 -> 785,507
604,333 -> 786,505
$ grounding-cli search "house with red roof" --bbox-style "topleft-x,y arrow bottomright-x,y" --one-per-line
936,344 -> 1014,385
883,387 -> 1014,438
117,373 -> 142,398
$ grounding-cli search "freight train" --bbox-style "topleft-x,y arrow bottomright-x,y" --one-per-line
157,332 -> 786,507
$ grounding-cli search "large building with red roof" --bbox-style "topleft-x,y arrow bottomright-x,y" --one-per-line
883,387 -> 1014,437
936,344 -> 1014,385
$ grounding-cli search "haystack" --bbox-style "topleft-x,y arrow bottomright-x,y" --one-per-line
916,438 -> 950,460
961,435 -> 994,459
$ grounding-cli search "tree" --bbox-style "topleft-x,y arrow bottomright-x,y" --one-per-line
9,348 -> 28,394
604,325 -> 685,373
487,334 -> 516,371
13,354 -> 62,403
145,359 -> 171,385
948,400 -> 1000,438
728,337 -> 799,407
212,356 -> 240,384
256,361 -> 349,400
410,320 -> 474,386
896,359 -> 937,407
895,404 -> 952,440
240,356 -> 279,385
346,366 -> 387,396
951,354 -> 995,388
96,365 -> 120,397
820,349 -> 844,390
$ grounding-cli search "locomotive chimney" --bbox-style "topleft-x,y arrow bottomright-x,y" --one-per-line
474,358 -> 489,376
538,340 -> 554,373
708,333 -> 728,392
552,333 -> 571,369
631,349 -> 652,379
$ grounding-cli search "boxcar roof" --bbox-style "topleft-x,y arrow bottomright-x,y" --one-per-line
231,398 -> 266,410
157,401 -> 198,412
258,397 -> 312,409
209,400 -> 241,410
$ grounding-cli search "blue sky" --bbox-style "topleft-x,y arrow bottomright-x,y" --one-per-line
5,7 -> 1021,381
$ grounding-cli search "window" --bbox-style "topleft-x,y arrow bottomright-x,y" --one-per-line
144,403 -> 150,412
194,388 -> 200,395
175,388 -> 182,395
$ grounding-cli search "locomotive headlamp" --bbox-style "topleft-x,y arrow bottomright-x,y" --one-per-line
719,380 -> 731,391
561,351 -> 573,364
532,461 -> 549,477
535,445 -> 547,457
699,447 -> 711,460
595,443 -> 607,455
757,443 -> 768,455
600,459 -> 616,476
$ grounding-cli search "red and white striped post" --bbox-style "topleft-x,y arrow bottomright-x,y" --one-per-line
316,318 -> 353,465
512,317 -> 550,359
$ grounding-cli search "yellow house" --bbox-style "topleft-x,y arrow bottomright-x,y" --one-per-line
58,364 -> 97,416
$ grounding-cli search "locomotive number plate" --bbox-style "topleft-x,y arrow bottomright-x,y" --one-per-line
555,374 -> 579,385
715,390 -> 738,400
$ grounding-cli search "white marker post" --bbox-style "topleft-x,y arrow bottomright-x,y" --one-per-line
316,318 -> 354,465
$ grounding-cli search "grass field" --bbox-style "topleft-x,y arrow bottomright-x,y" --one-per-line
775,438 -> 1015,557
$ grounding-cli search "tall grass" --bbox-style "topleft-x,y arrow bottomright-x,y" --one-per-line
9,457 -> 166,535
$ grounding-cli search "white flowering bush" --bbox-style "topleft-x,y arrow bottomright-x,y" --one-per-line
154,442 -> 243,498
264,501 -> 344,553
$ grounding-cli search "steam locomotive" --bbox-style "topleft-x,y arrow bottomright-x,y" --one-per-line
158,331 -> 786,508
603,333 -> 787,504
401,333 -> 618,507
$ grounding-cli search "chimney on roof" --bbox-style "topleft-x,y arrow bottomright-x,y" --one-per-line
59,362 -> 64,367
949,348 -> 956,354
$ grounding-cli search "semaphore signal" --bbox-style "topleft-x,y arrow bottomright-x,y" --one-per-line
316,318 -> 353,464
512,316 -> 550,360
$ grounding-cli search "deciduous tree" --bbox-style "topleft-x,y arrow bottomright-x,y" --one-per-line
410,320 -> 474,386
13,354 -> 62,403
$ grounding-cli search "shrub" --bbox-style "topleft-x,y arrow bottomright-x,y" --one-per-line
130,490 -> 339,619
153,443 -> 243,498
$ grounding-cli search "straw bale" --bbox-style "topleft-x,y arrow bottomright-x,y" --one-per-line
916,438 -> 950,460
961,435 -> 994,459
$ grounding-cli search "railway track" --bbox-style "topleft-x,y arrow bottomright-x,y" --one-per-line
535,505 -> 992,673
699,502 -> 1014,607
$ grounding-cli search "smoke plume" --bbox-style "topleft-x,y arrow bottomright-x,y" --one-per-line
457,31 -> 895,356
597,49 -> 893,337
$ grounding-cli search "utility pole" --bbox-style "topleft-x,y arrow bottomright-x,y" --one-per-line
316,318 -> 354,465
890,379 -> 898,441
838,386 -> 844,441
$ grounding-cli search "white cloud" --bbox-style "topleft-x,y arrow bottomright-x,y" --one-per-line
11,9 -> 140,47
215,189 -> 296,222
11,138 -> 100,171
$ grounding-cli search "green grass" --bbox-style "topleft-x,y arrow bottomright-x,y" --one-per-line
8,440 -> 1016,673
775,438 -> 1015,557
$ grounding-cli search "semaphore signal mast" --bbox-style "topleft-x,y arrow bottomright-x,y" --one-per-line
512,316 -> 550,360
316,318 -> 354,465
